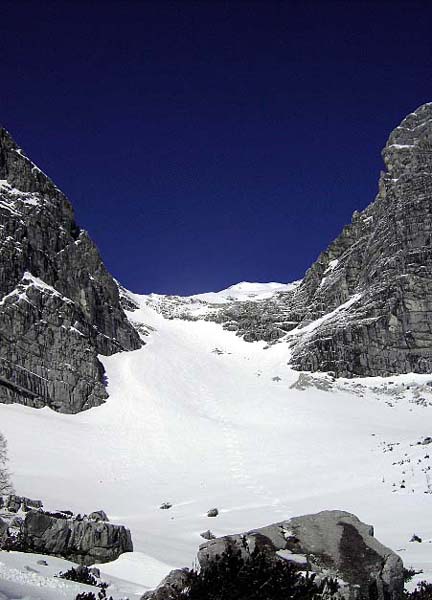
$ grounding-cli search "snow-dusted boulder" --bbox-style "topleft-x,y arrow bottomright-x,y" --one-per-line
197,510 -> 404,600
141,569 -> 190,600
88,510 -> 109,522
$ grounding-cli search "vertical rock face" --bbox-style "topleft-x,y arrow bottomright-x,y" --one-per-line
212,103 -> 432,377
290,103 -> 432,376
0,128 -> 142,413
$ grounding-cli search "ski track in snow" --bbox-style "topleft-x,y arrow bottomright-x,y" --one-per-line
1,295 -> 432,596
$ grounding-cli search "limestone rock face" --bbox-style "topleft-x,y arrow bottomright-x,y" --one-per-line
0,128 -> 142,412
0,496 -> 133,565
197,510 -> 404,600
21,509 -> 133,565
211,103 -> 432,377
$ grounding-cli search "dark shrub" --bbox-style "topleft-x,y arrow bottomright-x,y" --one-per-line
74,589 -> 116,600
406,581 -> 432,600
404,568 -> 423,583
58,566 -> 99,586
62,568 -> 115,600
172,542 -> 338,600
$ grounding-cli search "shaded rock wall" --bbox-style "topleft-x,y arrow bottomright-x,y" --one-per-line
211,103 -> 432,377
0,128 -> 142,412
291,104 -> 432,376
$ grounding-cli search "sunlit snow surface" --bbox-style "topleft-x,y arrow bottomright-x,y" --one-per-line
142,280 -> 301,318
190,280 -> 300,303
1,288 -> 432,597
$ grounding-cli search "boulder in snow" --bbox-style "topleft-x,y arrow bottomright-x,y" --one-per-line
197,510 -> 404,600
88,510 -> 109,522
141,568 -> 190,600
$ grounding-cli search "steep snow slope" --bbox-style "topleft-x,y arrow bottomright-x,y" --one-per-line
1,290 -> 432,595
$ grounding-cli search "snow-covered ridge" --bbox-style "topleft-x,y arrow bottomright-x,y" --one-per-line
138,280 -> 301,320
145,280 -> 299,305
190,280 -> 301,303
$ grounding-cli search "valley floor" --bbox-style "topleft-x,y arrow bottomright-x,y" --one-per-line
1,296 -> 432,597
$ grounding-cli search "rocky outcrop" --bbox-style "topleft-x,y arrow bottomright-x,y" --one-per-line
142,511 -> 403,600
0,495 -> 132,565
141,569 -> 190,600
197,510 -> 403,600
209,103 -> 432,377
21,509 -> 133,565
0,127 -> 142,412
0,494 -> 42,513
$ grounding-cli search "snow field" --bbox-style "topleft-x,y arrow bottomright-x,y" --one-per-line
1,295 -> 432,594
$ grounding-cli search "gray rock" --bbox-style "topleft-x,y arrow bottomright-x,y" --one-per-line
0,517 -> 8,543
207,508 -> 219,517
37,559 -> 48,566
9,516 -> 23,528
0,128 -> 142,413
22,497 -> 43,512
18,509 -> 133,565
89,566 -> 101,578
88,510 -> 108,522
1,494 -> 43,513
200,529 -> 216,540
5,494 -> 23,513
289,373 -> 333,391
197,510 -> 403,600
206,103 -> 432,379
420,437 -> 432,445
141,568 -> 190,600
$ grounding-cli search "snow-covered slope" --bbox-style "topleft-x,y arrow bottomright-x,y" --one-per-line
191,280 -> 300,303
1,290 -> 432,597
0,551 -> 147,600
141,280 -> 300,320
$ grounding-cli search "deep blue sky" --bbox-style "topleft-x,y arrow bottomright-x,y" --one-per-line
1,1 -> 431,294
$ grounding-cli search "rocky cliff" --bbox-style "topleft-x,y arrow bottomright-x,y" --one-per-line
210,103 -> 432,377
0,128 -> 142,413
4,102 -> 432,396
